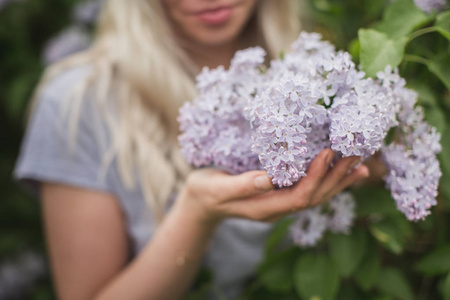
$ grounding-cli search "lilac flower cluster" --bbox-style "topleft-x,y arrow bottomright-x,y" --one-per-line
290,192 -> 356,247
178,47 -> 265,174
178,32 -> 441,245
247,33 -> 399,187
379,69 -> 442,221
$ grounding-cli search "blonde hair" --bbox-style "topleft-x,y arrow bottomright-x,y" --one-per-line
35,0 -> 302,222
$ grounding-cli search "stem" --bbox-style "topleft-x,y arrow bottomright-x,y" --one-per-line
403,54 -> 429,65
408,27 -> 438,43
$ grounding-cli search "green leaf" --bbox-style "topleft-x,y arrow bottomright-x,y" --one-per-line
375,0 -> 431,38
265,217 -> 295,255
436,11 -> 450,41
409,81 -> 439,107
354,240 -> 381,291
348,38 -> 360,62
427,52 -> 450,90
353,187 -> 398,217
370,220 -> 404,254
329,229 -> 367,278
294,253 -> 340,300
258,248 -> 297,293
444,272 -> 450,300
376,268 -> 415,300
415,244 -> 450,275
359,29 -> 408,77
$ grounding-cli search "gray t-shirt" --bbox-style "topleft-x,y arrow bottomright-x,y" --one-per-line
14,66 -> 272,298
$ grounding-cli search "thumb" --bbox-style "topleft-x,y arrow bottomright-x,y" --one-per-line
210,170 -> 274,200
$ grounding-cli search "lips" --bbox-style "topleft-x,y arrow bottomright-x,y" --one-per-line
194,6 -> 233,25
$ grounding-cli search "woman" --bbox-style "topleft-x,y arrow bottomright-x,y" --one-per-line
15,1 -> 369,299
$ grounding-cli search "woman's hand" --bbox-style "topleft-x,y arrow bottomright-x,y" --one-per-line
179,149 -> 369,226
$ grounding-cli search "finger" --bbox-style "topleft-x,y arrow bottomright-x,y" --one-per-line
208,170 -> 274,201
308,156 -> 361,203
253,149 -> 335,215
289,148 -> 335,203
223,149 -> 335,220
321,164 -> 369,202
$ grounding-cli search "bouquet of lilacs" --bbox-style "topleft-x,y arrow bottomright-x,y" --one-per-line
178,32 -> 442,247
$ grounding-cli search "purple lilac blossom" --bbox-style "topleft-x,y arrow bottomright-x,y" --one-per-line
178,47 -> 265,174
42,26 -> 91,65
413,0 -> 447,13
290,192 -> 356,247
248,33 -> 399,186
327,192 -> 356,233
379,66 -> 442,221
249,72 -> 328,186
290,207 -> 328,247
178,32 -> 442,246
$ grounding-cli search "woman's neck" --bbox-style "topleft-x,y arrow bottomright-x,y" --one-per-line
182,40 -> 240,70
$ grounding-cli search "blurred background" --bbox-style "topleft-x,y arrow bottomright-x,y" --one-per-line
1,0 -> 449,299
1,1 -> 101,298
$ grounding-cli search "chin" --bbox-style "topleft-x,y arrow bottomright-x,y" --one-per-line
195,32 -> 240,48
189,20 -> 251,48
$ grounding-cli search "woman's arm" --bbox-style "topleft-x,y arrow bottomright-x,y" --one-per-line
42,149 -> 369,300
41,184 -> 130,300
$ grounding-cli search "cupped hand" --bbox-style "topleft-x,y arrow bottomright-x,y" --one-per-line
179,149 -> 369,226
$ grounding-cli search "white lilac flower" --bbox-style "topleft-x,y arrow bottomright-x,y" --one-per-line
42,26 -> 91,65
73,0 -> 103,25
413,0 -> 446,13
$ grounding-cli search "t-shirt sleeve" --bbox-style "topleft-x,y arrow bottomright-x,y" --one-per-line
14,67 -> 113,195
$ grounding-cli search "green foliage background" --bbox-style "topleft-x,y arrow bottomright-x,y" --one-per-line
1,0 -> 449,299
1,0 -> 86,298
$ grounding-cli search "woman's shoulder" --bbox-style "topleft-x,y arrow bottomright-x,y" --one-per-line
38,64 -> 94,106
14,64 -> 111,194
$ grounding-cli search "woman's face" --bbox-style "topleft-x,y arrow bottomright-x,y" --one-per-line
162,0 -> 259,48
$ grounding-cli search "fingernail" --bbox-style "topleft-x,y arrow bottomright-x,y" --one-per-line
326,152 -> 334,165
359,165 -> 370,177
350,158 -> 361,169
254,176 -> 273,191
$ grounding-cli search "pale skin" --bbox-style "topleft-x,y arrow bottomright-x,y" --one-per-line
41,1 -> 370,300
